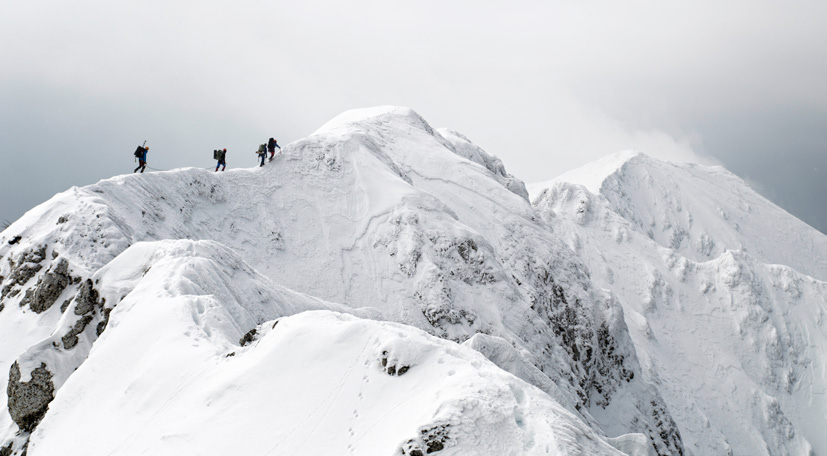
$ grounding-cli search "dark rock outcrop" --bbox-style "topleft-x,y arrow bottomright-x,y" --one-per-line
62,315 -> 94,350
61,279 -> 105,349
74,279 -> 102,316
1,246 -> 47,300
239,328 -> 258,347
401,423 -> 449,455
380,350 -> 410,376
96,308 -> 112,336
7,362 -> 55,432
20,258 -> 72,313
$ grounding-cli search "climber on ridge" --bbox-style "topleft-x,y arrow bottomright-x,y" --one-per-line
214,148 -> 227,172
256,144 -> 267,167
267,137 -> 281,161
133,143 -> 149,173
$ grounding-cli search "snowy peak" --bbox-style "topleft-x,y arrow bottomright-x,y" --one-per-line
313,106 -> 433,136
534,152 -> 827,279
310,105 -> 529,201
529,150 -> 644,196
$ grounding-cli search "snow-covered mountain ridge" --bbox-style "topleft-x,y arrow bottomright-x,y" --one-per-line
531,151 -> 826,455
0,106 -> 824,455
530,150 -> 826,277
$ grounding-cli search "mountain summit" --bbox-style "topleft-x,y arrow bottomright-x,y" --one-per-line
0,107 -> 824,455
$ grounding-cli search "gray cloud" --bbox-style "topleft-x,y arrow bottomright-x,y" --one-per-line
1,0 -> 825,232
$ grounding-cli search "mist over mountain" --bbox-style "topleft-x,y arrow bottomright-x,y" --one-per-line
1,107 -> 824,455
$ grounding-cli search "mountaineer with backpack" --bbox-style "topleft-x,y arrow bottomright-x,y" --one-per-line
214,148 -> 227,172
267,137 -> 281,161
256,144 -> 267,167
133,144 -> 149,173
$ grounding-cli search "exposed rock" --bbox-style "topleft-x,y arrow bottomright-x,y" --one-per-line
1,246 -> 47,300
648,399 -> 685,456
239,328 -> 258,346
421,424 -> 449,453
7,362 -> 55,432
401,424 -> 449,455
20,258 -> 72,313
96,307 -> 112,336
62,315 -> 94,350
435,236 -> 496,285
529,267 -> 631,406
74,279 -> 103,315
0,442 -> 11,456
380,350 -> 411,376
7,236 -> 21,245
59,279 -> 104,349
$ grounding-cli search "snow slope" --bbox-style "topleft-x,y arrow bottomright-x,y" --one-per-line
21,240 -> 625,456
0,107 -> 676,455
531,153 -> 827,455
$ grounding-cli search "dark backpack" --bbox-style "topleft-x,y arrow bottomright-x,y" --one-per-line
213,150 -> 219,160
134,146 -> 145,158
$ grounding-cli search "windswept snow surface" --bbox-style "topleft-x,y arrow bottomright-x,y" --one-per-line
1,107 -> 670,455
532,153 -> 827,455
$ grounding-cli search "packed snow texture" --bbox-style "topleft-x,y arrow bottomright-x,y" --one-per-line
0,106 -> 824,455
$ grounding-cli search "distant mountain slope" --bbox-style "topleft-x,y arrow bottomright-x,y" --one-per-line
530,151 -> 827,279
0,107 -> 676,455
531,153 -> 827,455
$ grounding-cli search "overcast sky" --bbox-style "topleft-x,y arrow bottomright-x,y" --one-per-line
1,0 -> 825,233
